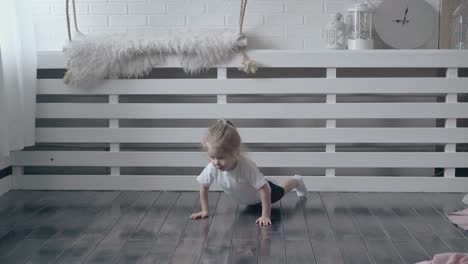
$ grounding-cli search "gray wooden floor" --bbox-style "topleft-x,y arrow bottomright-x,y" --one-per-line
0,191 -> 467,264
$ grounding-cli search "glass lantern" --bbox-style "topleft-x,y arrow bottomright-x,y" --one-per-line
346,3 -> 374,50
325,13 -> 346,49
451,0 -> 468,49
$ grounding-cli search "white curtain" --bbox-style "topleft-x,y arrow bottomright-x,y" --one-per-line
0,0 -> 36,159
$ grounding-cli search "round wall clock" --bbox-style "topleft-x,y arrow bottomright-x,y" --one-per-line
374,0 -> 437,49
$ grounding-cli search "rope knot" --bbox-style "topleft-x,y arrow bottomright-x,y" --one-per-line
238,50 -> 257,74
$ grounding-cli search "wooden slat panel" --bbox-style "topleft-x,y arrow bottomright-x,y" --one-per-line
37,78 -> 468,95
36,127 -> 468,143
36,103 -> 468,119
11,151 -> 468,167
37,50 -> 468,69
11,175 -> 468,192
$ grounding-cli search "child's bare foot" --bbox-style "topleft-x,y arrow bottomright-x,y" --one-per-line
293,175 -> 307,197
190,211 -> 208,219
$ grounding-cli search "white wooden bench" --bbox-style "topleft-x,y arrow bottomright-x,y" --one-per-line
11,50 -> 468,192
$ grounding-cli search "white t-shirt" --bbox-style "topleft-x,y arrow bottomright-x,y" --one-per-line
197,155 -> 268,205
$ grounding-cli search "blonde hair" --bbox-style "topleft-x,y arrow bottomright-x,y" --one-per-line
203,119 -> 241,157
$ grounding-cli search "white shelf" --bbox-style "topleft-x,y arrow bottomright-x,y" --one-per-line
37,49 -> 468,69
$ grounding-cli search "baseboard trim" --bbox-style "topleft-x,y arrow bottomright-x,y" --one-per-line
0,166 -> 12,180
11,174 -> 468,192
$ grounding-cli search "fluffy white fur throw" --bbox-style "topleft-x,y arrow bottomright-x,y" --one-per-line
63,29 -> 247,84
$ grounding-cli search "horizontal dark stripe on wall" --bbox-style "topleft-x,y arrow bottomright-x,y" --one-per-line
0,166 -> 12,180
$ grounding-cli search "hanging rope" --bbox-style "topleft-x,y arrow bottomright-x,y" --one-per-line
64,0 -> 82,83
238,0 -> 257,74
65,0 -> 81,42
65,0 -> 71,41
239,0 -> 247,34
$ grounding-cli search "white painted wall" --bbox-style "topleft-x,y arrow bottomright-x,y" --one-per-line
32,0 -> 440,51
0,156 -> 10,171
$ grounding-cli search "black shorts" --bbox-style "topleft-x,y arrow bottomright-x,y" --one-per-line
250,180 -> 285,207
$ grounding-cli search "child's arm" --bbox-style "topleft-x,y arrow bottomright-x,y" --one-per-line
256,183 -> 272,226
190,185 -> 210,219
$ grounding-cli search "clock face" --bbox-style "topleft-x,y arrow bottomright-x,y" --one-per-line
374,0 -> 437,49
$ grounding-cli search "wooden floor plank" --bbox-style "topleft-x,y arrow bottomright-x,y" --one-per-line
321,192 -> 373,264
389,192 -> 468,254
281,193 -> 309,240
380,193 -> 435,238
305,192 -> 344,264
409,193 -> 466,240
113,240 -> 153,264
366,239 -> 404,264
355,193 -> 413,242
233,205 -> 260,240
280,193 -> 312,264
285,239 -> 315,264
181,192 -> 220,240
0,191 -> 49,217
24,234 -> 78,264
320,192 -> 360,240
130,191 -> 180,241
0,239 -> 46,264
199,193 -> 238,264
258,199 -> 285,264
24,192 -> 105,263
138,237 -> 178,264
170,192 -> 220,264
229,239 -> 257,264
422,192 -> 467,214
338,236 -> 374,264
393,240 -> 429,264
169,238 -> 206,264
229,192 -> 264,264
0,191 -> 60,256
442,238 -> 468,252
1,191 -> 100,258
418,192 -> 468,239
56,191 -> 140,264
95,192 -> 161,263
84,191 -> 151,264
0,190 -> 465,264
340,193 -> 387,241
98,191 -> 160,245
414,234 -> 452,256
138,192 -> 198,264
156,191 -> 199,240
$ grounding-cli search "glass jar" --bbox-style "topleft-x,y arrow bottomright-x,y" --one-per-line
325,13 -> 346,49
346,3 -> 374,49
451,0 -> 468,49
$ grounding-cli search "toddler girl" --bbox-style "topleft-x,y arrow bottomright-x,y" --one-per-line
190,119 -> 307,226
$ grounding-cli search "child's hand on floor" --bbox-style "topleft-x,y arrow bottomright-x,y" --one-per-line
256,216 -> 271,226
190,211 -> 209,219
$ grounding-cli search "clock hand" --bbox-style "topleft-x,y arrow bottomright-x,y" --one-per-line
393,7 -> 410,26
402,7 -> 409,25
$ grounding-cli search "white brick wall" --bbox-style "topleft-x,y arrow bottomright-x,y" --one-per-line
32,0 -> 440,51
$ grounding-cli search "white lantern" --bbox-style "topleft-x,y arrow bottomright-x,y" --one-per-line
451,0 -> 468,49
325,13 -> 346,49
346,3 -> 374,50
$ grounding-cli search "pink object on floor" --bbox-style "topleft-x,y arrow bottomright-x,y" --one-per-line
447,208 -> 468,230
415,253 -> 468,264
